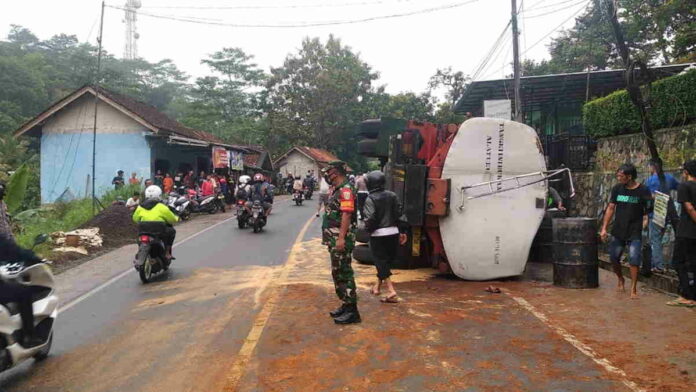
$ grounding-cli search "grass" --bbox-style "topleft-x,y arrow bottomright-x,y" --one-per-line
13,184 -> 142,256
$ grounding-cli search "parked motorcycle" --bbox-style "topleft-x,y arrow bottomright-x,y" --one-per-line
166,189 -> 191,221
248,200 -> 267,233
0,234 -> 57,372
236,199 -> 249,229
293,190 -> 304,206
134,223 -> 171,283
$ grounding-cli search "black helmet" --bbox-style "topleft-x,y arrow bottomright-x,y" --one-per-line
366,170 -> 385,193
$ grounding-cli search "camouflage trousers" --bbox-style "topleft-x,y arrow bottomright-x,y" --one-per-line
328,246 -> 358,305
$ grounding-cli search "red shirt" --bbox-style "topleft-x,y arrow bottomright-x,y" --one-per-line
201,180 -> 214,196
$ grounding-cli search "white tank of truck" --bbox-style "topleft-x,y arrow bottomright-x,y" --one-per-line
440,118 -> 549,280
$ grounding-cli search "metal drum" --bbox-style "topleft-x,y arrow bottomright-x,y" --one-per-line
529,210 -> 566,263
552,218 -> 599,288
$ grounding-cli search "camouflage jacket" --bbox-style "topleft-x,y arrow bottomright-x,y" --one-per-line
322,180 -> 357,249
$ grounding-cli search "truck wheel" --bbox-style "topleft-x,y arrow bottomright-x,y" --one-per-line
352,244 -> 374,265
357,139 -> 378,156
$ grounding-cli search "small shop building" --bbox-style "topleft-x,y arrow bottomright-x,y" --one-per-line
13,85 -> 247,203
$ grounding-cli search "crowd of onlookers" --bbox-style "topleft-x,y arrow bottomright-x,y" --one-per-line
111,169 -> 238,211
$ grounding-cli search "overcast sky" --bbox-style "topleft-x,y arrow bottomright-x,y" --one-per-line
2,0 -> 590,100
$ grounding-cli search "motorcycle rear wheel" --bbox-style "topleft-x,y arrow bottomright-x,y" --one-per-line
33,332 -> 53,361
139,256 -> 153,283
238,218 -> 246,229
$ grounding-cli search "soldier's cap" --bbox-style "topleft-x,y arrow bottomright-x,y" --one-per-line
324,160 -> 347,173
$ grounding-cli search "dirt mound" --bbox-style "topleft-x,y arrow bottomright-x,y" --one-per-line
79,204 -> 137,248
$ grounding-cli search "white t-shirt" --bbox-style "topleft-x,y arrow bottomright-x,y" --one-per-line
126,197 -> 140,208
319,178 -> 330,194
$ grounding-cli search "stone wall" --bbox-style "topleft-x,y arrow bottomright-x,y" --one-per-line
568,124 -> 695,218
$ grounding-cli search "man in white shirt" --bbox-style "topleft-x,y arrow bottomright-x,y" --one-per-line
316,176 -> 331,217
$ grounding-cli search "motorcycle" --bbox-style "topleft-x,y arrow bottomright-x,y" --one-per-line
303,186 -> 313,200
166,189 -> 191,221
247,200 -> 267,233
293,190 -> 304,206
134,223 -> 171,283
235,199 -> 249,229
0,234 -> 57,372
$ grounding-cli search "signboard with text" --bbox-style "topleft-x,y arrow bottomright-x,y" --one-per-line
230,151 -> 244,171
212,147 -> 230,169
653,191 -> 669,228
484,99 -> 512,120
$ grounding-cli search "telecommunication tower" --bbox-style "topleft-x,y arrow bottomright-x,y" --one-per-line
123,0 -> 142,60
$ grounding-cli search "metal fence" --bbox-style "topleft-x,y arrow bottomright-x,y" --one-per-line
544,133 -> 596,171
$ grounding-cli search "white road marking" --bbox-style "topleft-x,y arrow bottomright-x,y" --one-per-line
506,292 -> 645,392
58,216 -> 236,313
223,214 -> 316,392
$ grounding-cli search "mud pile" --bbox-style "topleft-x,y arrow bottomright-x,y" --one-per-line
79,203 -> 137,248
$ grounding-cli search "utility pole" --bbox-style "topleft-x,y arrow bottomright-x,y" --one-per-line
602,0 -> 661,169
92,1 -> 105,216
511,0 -> 523,122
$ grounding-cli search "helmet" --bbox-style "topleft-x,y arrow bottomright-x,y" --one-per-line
239,175 -> 251,184
144,185 -> 162,199
366,170 -> 385,192
253,173 -> 264,182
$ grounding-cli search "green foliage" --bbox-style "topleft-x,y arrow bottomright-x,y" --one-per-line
583,69 -> 696,137
523,0 -> 695,76
5,163 -> 29,213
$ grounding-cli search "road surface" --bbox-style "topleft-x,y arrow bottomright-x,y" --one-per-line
0,197 -> 319,392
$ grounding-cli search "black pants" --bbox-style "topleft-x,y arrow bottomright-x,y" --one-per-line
357,192 -> 368,219
673,237 -> 696,300
370,234 -> 399,280
0,281 -> 36,337
138,222 -> 176,248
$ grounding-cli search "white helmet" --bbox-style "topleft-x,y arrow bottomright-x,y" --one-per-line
239,175 -> 251,185
144,185 -> 162,199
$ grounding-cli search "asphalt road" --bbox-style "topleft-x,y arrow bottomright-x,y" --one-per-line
0,196 -> 321,392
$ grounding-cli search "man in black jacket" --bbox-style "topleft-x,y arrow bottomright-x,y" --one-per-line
0,235 -> 44,347
362,170 -> 407,303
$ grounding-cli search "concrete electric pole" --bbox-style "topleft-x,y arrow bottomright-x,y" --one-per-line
511,0 -> 523,122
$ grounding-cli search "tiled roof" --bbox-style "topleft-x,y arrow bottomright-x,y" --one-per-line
295,147 -> 341,163
94,86 -> 225,145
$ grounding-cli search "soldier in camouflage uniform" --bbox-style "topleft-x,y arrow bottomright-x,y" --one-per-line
322,161 -> 361,324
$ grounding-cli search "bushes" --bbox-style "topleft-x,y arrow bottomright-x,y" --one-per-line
583,69 -> 696,137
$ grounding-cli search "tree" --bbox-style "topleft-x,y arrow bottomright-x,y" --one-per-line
428,67 -> 470,109
179,47 -> 267,143
265,36 -> 378,165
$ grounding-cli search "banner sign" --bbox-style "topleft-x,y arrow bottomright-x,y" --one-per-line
212,147 -> 230,169
230,151 -> 245,171
653,190 -> 669,228
484,100 -> 512,120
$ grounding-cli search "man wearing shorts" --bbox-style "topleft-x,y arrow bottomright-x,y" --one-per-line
316,175 -> 330,217
600,163 -> 652,298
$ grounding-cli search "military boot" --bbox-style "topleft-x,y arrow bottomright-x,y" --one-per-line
329,304 -> 347,318
333,304 -> 361,324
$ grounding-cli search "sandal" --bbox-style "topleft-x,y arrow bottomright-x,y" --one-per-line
370,286 -> 381,296
380,294 -> 399,303
484,286 -> 501,294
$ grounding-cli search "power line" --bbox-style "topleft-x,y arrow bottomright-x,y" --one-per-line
141,0 -> 421,10
526,0 -> 583,12
470,21 -> 512,81
523,0 -> 588,19
105,0 -> 480,28
477,0 -> 590,80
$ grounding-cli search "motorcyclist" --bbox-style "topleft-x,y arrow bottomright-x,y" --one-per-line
132,185 -> 179,260
303,174 -> 315,198
0,236 -> 44,347
293,176 -> 303,193
248,173 -> 273,217
236,175 -> 252,202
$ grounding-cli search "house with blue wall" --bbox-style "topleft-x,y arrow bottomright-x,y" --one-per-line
13,85 -> 247,203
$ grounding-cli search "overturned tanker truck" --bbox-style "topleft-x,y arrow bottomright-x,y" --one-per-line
354,117 -> 574,280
